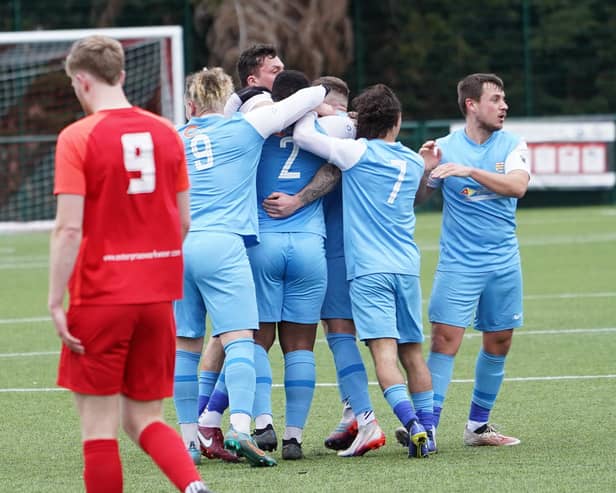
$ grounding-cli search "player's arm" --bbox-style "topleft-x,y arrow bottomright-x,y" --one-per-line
262,163 -> 341,218
430,141 -> 530,198
293,112 -> 365,171
177,190 -> 190,239
223,86 -> 272,117
48,193 -> 84,354
245,85 -> 327,138
415,139 -> 441,206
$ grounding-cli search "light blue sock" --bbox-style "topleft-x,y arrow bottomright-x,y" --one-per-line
469,349 -> 506,422
173,350 -> 201,424
384,384 -> 417,428
198,370 -> 220,415
284,350 -> 316,429
252,343 -> 273,418
326,333 -> 372,414
411,390 -> 434,430
223,338 -> 255,417
427,351 -> 455,427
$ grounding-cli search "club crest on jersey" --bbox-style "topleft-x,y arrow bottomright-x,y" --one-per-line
460,187 -> 477,197
495,162 -> 505,173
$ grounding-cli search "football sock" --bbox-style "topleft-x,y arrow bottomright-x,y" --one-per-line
198,371 -> 227,427
357,409 -> 376,427
173,350 -> 201,446
139,421 -> 202,492
427,351 -> 455,428
284,350 -> 316,431
384,383 -> 418,428
411,390 -> 435,430
283,425 -> 303,443
223,337 -> 255,434
468,349 -> 506,426
197,370 -> 220,415
252,343 -> 273,424
83,439 -> 122,493
326,333 -> 373,415
341,400 -> 355,424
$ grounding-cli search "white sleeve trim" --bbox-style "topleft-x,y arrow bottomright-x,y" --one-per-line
505,140 -> 531,177
244,85 -> 326,139
316,115 -> 356,139
293,113 -> 365,171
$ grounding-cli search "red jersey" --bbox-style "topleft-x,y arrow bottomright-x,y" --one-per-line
54,107 -> 188,305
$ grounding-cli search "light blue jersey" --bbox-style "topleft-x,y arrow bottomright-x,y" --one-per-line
293,114 -> 425,280
257,129 -> 326,236
178,114 -> 263,246
342,140 -> 424,279
429,128 -> 529,271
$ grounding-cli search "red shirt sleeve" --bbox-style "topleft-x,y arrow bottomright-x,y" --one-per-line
54,114 -> 104,196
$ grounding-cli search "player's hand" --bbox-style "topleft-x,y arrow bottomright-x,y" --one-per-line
430,163 -> 472,179
419,140 -> 441,173
49,304 -> 84,354
262,192 -> 302,218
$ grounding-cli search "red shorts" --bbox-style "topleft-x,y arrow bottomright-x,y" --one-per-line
57,302 -> 176,400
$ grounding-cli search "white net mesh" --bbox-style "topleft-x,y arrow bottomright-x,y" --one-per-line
0,30 -> 180,223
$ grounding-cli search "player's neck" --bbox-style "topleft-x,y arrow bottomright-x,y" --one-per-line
464,122 -> 493,145
89,86 -> 131,113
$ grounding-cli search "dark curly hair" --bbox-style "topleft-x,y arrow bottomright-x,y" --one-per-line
352,84 -> 401,139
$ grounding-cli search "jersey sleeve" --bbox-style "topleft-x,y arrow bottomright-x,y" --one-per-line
53,123 -> 88,196
293,112 -> 366,171
316,115 -> 356,139
244,85 -> 326,138
505,139 -> 531,177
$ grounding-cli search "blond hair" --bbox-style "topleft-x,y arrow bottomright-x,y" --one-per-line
65,35 -> 124,85
185,67 -> 234,115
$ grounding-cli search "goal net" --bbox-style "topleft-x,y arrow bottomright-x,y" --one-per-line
0,26 -> 184,227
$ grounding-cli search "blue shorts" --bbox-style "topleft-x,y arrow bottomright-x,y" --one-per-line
321,255 -> 352,320
174,231 -> 259,337
247,232 -> 326,324
428,264 -> 523,331
349,273 -> 423,343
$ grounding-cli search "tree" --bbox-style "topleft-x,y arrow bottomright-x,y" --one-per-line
193,0 -> 353,82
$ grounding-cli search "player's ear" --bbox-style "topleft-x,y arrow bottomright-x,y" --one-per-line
246,74 -> 257,87
118,70 -> 126,86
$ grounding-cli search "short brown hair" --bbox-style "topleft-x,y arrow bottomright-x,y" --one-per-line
65,35 -> 124,85
352,84 -> 401,139
237,44 -> 278,87
313,76 -> 349,98
185,67 -> 234,114
457,73 -> 504,116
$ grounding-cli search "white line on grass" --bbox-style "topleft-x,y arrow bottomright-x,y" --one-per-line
2,374 -> 615,393
0,316 -> 50,325
4,232 -> 615,269
2,291 -> 615,326
1,327 -> 616,358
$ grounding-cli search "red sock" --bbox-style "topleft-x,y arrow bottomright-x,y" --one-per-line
83,439 -> 123,493
139,421 -> 202,492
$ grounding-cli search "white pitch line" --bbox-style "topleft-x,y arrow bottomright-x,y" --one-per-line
2,374 -> 615,393
0,316 -> 50,325
1,327 -> 615,358
2,290 -> 616,326
0,351 -> 59,358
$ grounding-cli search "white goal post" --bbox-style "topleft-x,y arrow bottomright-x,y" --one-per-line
0,26 -> 185,230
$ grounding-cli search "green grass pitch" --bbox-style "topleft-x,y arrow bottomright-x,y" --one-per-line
1,205 -> 615,492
